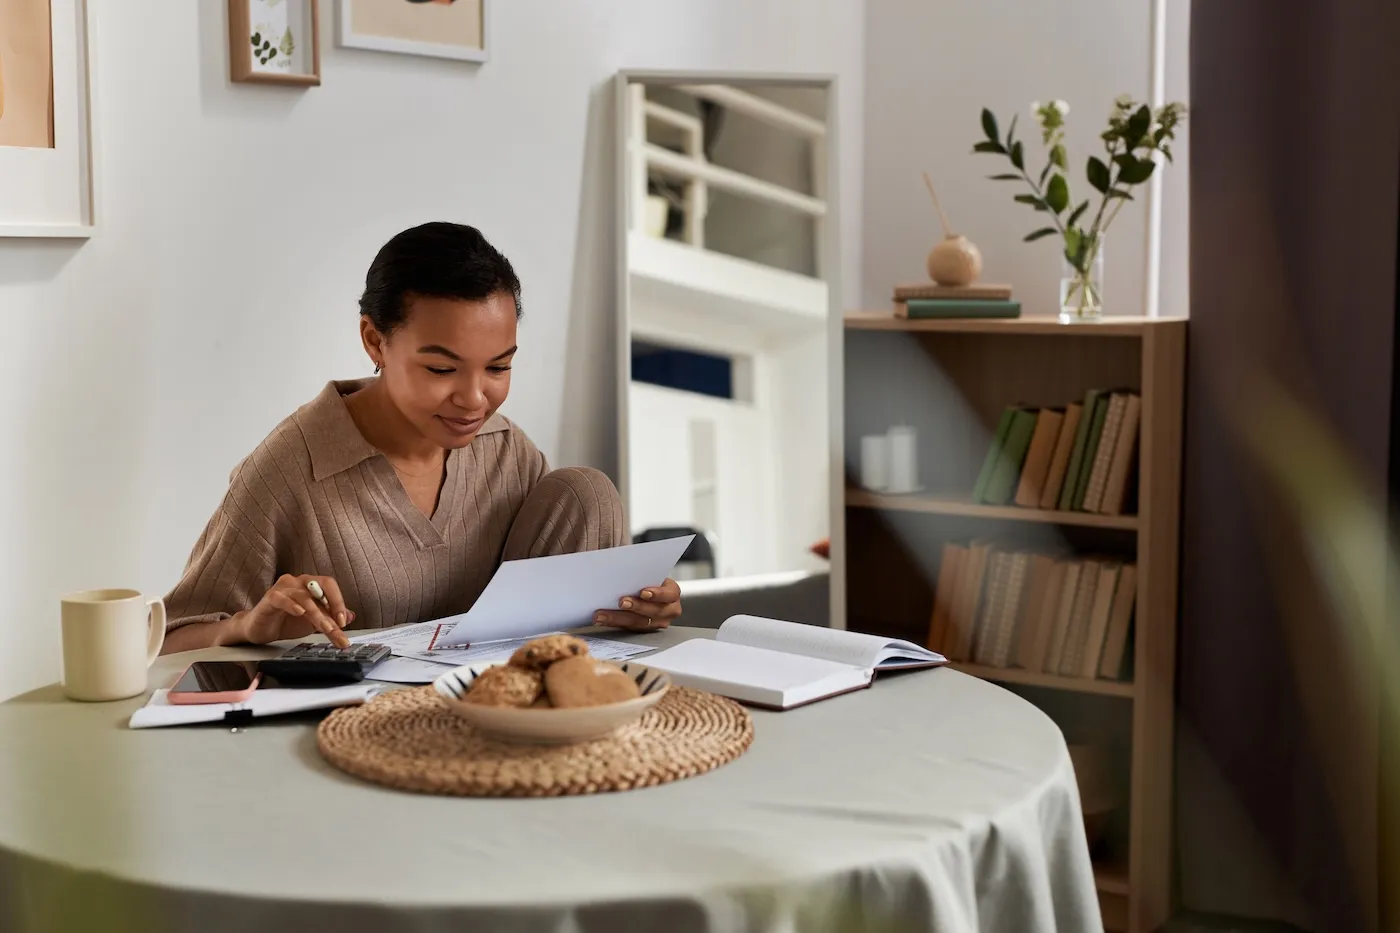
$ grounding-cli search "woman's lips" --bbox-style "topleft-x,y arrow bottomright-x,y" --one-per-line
437,414 -> 486,435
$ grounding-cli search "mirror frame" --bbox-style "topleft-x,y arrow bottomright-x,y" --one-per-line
611,69 -> 845,629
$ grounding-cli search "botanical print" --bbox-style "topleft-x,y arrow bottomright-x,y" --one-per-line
0,0 -> 54,149
249,0 -> 296,74
349,0 -> 482,50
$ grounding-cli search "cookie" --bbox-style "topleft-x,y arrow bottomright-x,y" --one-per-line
464,664 -> 543,707
508,634 -> 590,671
544,656 -> 642,708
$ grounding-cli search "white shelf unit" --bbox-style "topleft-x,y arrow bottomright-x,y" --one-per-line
628,231 -> 828,337
624,82 -> 829,271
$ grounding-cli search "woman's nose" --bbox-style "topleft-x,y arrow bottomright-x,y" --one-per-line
453,378 -> 487,410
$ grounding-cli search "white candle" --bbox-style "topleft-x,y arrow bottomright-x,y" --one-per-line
886,425 -> 919,494
860,435 -> 890,491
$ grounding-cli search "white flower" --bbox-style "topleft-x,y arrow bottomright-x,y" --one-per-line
1030,100 -> 1042,114
1051,99 -> 1070,115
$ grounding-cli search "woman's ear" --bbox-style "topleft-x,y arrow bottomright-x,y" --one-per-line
360,316 -> 387,369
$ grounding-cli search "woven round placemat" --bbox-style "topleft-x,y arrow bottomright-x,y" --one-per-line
316,686 -> 753,797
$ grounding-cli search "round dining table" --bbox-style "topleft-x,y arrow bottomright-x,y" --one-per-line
0,626 -> 1101,933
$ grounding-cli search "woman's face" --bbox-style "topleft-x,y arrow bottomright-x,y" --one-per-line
363,291 -> 518,450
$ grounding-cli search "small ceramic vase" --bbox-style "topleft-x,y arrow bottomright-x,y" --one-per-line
927,234 -> 983,286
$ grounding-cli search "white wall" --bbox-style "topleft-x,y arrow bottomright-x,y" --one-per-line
861,0 -> 1189,317
0,0 -> 865,700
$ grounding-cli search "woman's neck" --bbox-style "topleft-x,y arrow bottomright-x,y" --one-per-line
344,379 -> 443,469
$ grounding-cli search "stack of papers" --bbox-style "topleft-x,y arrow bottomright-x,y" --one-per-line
352,626 -> 654,682
344,536 -> 692,683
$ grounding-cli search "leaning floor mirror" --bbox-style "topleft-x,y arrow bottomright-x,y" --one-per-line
613,71 -> 839,628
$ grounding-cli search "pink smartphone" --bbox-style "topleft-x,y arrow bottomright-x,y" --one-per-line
168,661 -> 262,705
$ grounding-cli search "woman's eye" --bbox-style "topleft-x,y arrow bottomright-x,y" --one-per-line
426,366 -> 455,376
489,365 -> 513,374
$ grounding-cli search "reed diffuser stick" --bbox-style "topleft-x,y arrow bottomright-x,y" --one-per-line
922,171 -> 953,238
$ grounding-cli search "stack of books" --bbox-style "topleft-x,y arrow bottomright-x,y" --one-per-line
926,544 -> 1137,683
892,282 -> 1020,319
972,388 -> 1141,515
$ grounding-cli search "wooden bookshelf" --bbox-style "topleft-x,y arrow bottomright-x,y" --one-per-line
846,488 -> 1140,530
1095,863 -> 1131,895
949,662 -> 1136,698
845,310 -> 1161,337
839,312 -> 1186,933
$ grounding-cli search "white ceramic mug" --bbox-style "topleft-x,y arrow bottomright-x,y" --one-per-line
60,589 -> 166,702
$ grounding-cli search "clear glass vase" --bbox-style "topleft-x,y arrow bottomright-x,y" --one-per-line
1059,237 -> 1105,323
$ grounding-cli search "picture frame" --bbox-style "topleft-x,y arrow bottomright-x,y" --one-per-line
228,0 -> 322,87
336,0 -> 489,63
0,0 -> 97,237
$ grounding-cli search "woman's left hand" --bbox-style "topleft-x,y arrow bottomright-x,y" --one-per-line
593,578 -> 682,631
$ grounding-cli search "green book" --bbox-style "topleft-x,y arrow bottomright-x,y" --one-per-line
972,407 -> 1017,503
1057,388 -> 1104,511
1070,392 -> 1112,511
983,408 -> 1039,504
902,299 -> 1022,319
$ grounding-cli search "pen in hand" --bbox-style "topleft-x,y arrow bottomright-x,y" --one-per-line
304,579 -> 351,647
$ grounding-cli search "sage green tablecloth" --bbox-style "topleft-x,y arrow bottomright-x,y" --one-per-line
0,626 -> 1101,933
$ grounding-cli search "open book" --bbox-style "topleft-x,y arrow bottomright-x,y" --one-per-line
640,615 -> 946,710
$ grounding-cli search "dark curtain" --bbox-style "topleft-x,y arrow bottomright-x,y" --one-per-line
1180,2 -> 1400,932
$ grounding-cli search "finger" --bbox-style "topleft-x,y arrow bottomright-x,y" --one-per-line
638,578 -> 681,603
312,576 -> 351,629
593,609 -> 669,631
617,596 -> 673,619
267,589 -> 307,618
285,591 -> 349,647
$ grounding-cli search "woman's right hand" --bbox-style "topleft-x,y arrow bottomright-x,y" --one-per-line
236,574 -> 353,648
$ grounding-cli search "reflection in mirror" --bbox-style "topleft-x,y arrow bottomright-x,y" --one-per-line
616,75 -> 834,626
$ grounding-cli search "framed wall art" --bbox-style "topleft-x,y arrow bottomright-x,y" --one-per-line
337,0 -> 489,63
0,0 -> 97,237
228,0 -> 322,87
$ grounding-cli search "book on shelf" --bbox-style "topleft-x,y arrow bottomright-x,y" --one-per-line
1038,402 -> 1082,509
642,614 -> 946,710
974,406 -> 1037,505
1014,408 -> 1065,507
890,282 -> 1020,320
974,389 -> 1141,515
892,282 -> 1013,301
925,543 -> 1137,684
895,299 -> 1022,319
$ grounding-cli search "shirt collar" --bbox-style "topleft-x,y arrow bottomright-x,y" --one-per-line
296,378 -> 510,482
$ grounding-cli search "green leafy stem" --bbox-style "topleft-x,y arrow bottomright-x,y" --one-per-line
972,97 -> 1186,276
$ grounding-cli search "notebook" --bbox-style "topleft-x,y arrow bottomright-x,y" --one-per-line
128,684 -> 386,729
640,615 -> 946,710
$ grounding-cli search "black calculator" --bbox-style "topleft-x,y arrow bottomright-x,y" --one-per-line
257,642 -> 392,686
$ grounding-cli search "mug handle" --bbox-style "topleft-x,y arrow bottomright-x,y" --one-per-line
146,599 -> 167,666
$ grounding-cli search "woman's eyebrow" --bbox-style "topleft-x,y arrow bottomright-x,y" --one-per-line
417,344 -> 463,360
416,344 -> 517,361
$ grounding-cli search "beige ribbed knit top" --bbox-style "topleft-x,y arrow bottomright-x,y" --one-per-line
163,379 -> 547,632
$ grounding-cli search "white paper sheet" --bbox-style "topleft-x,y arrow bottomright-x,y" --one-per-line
362,655 -> 458,684
400,633 -> 655,667
433,537 -> 693,647
347,621 -> 441,651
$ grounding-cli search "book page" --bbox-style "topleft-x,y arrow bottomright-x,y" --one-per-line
717,615 -> 943,669
640,639 -> 869,708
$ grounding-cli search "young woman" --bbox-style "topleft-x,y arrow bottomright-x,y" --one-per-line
161,222 -> 681,653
